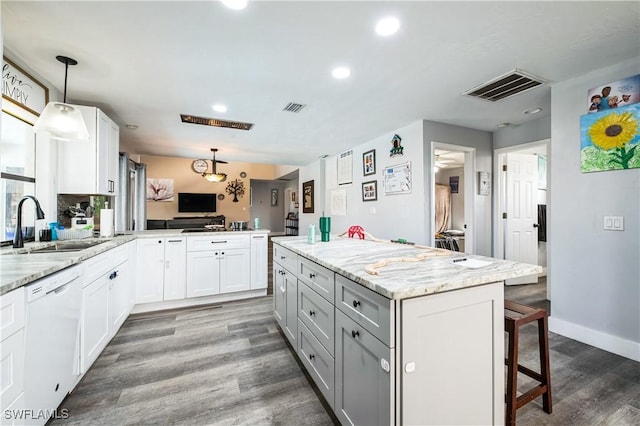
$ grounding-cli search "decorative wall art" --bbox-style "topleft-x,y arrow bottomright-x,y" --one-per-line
146,178 -> 174,201
330,188 -> 347,216
580,103 -> 640,173
449,176 -> 459,194
389,134 -> 403,157
226,179 -> 245,202
2,56 -> 49,117
362,180 -> 377,201
302,180 -> 314,213
478,171 -> 490,196
384,161 -> 411,194
363,149 -> 376,176
587,74 -> 639,114
337,149 -> 353,185
271,189 -> 278,206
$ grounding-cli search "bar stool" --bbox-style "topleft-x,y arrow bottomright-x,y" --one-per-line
504,300 -> 552,426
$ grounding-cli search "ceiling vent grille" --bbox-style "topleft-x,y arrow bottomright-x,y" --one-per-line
283,102 -> 306,113
180,114 -> 253,130
463,69 -> 548,102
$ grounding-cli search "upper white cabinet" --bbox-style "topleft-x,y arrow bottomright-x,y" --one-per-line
58,105 -> 119,195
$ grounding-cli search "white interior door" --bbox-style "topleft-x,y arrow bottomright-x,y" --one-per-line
505,153 -> 538,285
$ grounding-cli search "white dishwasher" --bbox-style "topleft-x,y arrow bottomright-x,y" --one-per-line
24,264 -> 82,425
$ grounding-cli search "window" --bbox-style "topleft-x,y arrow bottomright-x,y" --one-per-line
1,111 -> 36,243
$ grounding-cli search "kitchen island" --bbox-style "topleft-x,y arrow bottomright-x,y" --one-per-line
272,235 -> 542,425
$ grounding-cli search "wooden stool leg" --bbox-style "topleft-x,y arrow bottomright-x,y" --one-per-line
505,324 -> 519,426
538,315 -> 553,414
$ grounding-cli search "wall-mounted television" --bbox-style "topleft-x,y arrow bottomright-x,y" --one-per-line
178,193 -> 216,213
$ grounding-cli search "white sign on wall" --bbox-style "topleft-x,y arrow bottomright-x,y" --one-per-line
2,56 -> 49,116
384,161 -> 412,194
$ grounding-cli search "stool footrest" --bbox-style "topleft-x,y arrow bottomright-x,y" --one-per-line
516,385 -> 550,410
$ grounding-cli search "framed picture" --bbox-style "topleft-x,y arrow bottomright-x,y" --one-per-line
587,74 -> 639,113
478,171 -> 490,196
2,56 -> 49,117
384,161 -> 412,195
302,180 -> 314,213
338,149 -> 353,185
362,180 -> 377,202
363,149 -> 376,176
449,176 -> 459,193
271,189 -> 278,206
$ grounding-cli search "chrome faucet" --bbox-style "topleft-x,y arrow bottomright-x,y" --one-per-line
13,195 -> 45,248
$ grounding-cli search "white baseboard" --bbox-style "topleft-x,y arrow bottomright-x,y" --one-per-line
549,316 -> 640,362
131,289 -> 268,314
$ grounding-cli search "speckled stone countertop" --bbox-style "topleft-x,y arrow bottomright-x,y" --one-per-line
0,229 -> 270,296
273,236 -> 542,300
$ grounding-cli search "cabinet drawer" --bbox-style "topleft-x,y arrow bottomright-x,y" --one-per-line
298,319 -> 334,409
335,274 -> 394,347
0,287 -> 25,339
187,234 -> 249,251
273,244 -> 297,273
298,281 -> 335,356
84,244 -> 128,286
299,257 -> 335,303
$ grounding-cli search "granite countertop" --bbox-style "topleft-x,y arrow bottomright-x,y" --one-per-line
272,236 -> 543,300
0,235 -> 136,296
0,229 -> 271,296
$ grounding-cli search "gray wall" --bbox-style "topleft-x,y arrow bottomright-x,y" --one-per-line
548,58 -> 639,360
249,180 -> 286,232
493,115 -> 551,150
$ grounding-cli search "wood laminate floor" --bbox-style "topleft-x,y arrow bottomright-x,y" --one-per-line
52,279 -> 639,425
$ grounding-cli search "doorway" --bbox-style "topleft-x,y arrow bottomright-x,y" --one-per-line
494,140 -> 550,297
430,142 -> 476,254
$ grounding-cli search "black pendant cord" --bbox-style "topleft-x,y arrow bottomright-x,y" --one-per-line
63,61 -> 68,102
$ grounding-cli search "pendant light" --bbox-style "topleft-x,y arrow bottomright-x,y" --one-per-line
202,148 -> 228,182
34,55 -> 90,141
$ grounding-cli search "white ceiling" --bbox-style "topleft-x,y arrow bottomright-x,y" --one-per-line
3,1 -> 639,166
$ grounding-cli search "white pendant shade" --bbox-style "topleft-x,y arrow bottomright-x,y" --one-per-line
34,102 -> 90,141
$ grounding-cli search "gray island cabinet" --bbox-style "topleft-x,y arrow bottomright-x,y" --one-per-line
272,236 -> 542,425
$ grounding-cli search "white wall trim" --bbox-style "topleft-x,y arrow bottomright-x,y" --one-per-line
549,316 -> 640,362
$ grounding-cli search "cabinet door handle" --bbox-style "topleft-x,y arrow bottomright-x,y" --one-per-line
352,300 -> 361,308
280,255 -> 286,260
309,354 -> 315,361
351,330 -> 360,339
109,271 -> 117,280
309,310 -> 315,316
309,273 -> 316,279
167,239 -> 182,243
253,236 -> 265,239
221,252 -> 225,255
158,240 -> 162,243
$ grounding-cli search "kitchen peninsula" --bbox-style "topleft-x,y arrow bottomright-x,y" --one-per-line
272,236 -> 542,425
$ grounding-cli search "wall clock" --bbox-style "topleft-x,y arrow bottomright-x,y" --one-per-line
217,194 -> 225,200
192,159 -> 208,173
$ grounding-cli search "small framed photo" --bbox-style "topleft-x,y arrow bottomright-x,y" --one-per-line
362,180 -> 377,202
363,149 -> 376,176
271,189 -> 278,206
303,180 -> 314,213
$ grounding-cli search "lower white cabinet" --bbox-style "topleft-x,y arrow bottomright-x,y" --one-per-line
108,260 -> 130,332
250,234 -> 268,290
186,235 -> 251,298
0,287 -> 25,418
273,262 -> 298,348
163,238 -> 187,301
81,272 -> 111,372
136,237 -> 187,303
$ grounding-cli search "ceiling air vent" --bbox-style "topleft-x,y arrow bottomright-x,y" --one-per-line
463,69 -> 548,102
180,114 -> 253,130
282,102 -> 306,113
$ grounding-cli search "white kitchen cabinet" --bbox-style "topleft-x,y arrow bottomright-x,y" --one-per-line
0,287 -> 25,417
57,105 -> 119,195
250,234 -> 268,290
81,273 -> 110,372
108,260 -> 130,333
186,235 -> 251,298
135,238 -> 165,303
273,249 -> 298,349
273,265 -> 286,327
163,238 -> 187,301
136,237 -> 187,303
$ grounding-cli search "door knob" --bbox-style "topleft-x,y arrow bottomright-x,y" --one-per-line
533,223 -> 539,228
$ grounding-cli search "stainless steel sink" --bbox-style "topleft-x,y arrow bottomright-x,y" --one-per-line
27,240 -> 108,253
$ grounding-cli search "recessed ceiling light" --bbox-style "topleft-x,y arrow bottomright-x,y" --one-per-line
375,17 -> 400,36
220,0 -> 247,10
213,104 -> 227,113
332,66 -> 351,79
524,107 -> 543,115
497,123 -> 511,128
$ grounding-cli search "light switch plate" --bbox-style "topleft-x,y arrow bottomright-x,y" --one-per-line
604,216 -> 624,231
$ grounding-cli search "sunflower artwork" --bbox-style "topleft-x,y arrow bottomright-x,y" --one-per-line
580,103 -> 640,172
